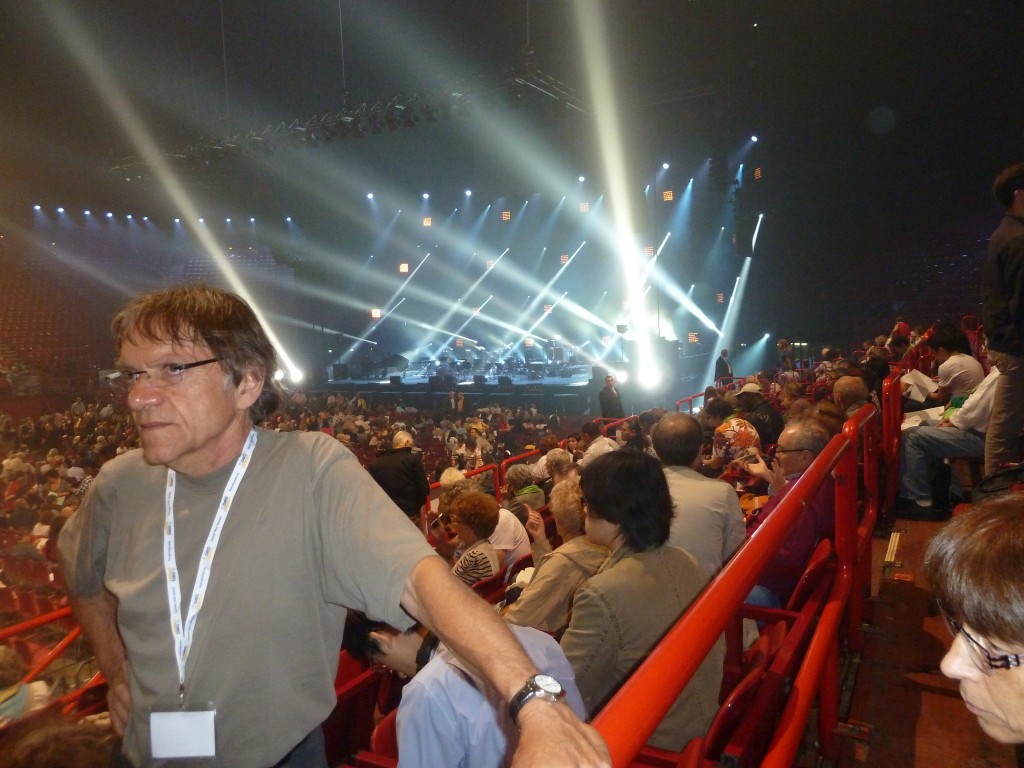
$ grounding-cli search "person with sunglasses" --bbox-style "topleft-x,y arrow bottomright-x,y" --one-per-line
924,495 -> 1024,743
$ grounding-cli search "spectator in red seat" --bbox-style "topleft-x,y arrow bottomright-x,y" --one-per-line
342,611 -> 586,768
702,396 -> 761,474
905,323 -> 984,409
652,412 -> 746,580
504,464 -> 545,525
368,431 -> 430,525
832,376 -> 870,419
576,422 -> 618,469
0,646 -> 50,727
561,450 -> 723,751
735,383 -> 785,446
744,419 -> 834,608
448,491 -> 501,586
507,479 -> 607,635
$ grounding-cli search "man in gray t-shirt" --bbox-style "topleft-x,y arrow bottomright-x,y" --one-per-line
60,285 -> 607,768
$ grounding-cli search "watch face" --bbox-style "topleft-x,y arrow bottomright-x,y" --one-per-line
534,674 -> 562,695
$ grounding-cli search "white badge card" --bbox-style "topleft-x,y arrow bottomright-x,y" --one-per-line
151,710 -> 217,758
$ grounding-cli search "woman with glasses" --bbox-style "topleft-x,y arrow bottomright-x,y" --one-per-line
924,495 -> 1024,743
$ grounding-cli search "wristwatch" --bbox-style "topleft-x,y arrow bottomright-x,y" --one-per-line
508,674 -> 565,725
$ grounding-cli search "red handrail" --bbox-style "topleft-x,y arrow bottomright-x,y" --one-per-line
592,404 -> 880,766
0,606 -> 74,641
500,449 -> 540,486
591,433 -> 852,765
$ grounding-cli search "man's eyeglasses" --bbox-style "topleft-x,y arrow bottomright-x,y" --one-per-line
106,358 -> 220,396
939,604 -> 1023,674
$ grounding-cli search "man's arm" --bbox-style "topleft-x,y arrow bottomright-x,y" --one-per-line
401,556 -> 609,767
68,591 -> 131,736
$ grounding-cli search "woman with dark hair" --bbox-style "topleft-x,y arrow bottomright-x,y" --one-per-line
559,450 -> 724,751
924,494 -> 1024,743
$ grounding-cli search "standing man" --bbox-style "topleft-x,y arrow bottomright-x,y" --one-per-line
983,163 -> 1024,475
714,349 -> 732,383
598,374 -> 624,419
59,285 -> 607,768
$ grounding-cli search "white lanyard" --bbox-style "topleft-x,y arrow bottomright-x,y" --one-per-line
163,429 -> 258,707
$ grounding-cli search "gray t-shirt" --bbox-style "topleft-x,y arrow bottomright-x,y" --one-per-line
60,429 -> 436,767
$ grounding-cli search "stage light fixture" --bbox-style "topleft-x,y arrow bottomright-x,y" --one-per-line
249,217 -> 255,223
198,218 -> 204,223
84,210 -> 91,216
662,190 -> 674,202
33,205 -> 41,211
106,212 -> 113,218
751,135 -> 758,142
578,176 -> 585,182
662,163 -> 670,170
370,308 -> 382,319
367,193 -> 374,200
399,263 -> 409,273
285,217 -> 292,222
126,214 -> 133,219
422,193 -> 429,200
57,207 -> 65,214
579,202 -> 589,212
560,254 -> 569,265
422,217 -> 432,227
225,218 -> 231,223
465,190 -> 472,197
502,210 -> 511,221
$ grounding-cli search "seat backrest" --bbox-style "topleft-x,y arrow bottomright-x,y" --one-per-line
471,567 -> 508,603
703,632 -> 771,760
506,553 -> 534,583
785,539 -> 834,612
370,707 -> 399,759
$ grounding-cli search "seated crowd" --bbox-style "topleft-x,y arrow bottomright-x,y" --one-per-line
1,307 -> 1016,764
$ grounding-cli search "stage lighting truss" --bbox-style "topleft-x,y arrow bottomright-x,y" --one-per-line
109,91 -> 471,177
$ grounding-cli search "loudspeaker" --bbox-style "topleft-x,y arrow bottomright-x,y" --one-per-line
498,376 -> 513,387
473,375 -> 486,386
389,376 -> 402,386
332,364 -> 348,380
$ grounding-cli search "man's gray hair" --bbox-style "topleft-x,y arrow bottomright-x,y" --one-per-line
392,431 -> 414,449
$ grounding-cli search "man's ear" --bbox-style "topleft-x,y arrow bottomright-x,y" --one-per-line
369,630 -> 394,653
234,367 -> 265,410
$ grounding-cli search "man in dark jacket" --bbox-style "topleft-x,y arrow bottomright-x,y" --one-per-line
598,375 -> 624,419
735,383 -> 785,447
369,431 -> 431,524
983,163 -> 1024,474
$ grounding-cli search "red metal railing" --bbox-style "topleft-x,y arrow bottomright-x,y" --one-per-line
592,406 -> 880,766
881,369 -> 903,510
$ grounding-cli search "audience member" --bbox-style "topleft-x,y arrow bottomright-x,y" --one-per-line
735,383 -> 784,446
448,491 -> 501,586
897,366 -> 999,517
576,422 -> 618,469
342,612 -> 587,768
982,163 -> 1024,475
504,464 -> 545,525
832,376 -> 870,419
652,413 -> 745,579
924,495 -> 1024,743
744,419 -> 834,608
560,450 -> 723,751
368,431 -> 431,524
507,479 -> 608,635
702,397 -> 761,473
